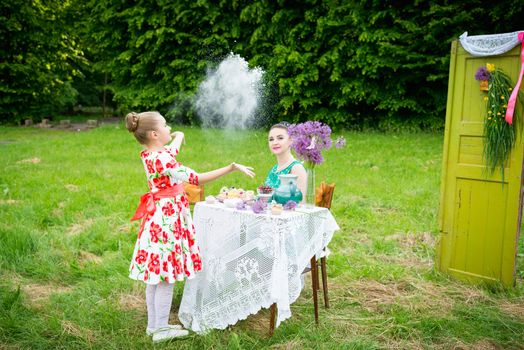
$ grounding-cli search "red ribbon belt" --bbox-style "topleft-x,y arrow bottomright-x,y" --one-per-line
130,183 -> 185,221
505,31 -> 524,125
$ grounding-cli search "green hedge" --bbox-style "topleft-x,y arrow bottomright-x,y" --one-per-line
0,0 -> 86,123
2,0 -> 523,129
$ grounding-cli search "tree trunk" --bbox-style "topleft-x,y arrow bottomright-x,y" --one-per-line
102,72 -> 107,118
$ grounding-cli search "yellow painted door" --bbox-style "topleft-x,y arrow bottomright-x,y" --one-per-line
437,41 -> 523,286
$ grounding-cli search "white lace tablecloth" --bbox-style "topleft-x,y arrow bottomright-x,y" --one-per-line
178,202 -> 340,333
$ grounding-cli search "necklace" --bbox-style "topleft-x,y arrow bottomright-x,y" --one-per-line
276,158 -> 295,172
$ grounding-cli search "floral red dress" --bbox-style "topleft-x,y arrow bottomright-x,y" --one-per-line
129,145 -> 202,284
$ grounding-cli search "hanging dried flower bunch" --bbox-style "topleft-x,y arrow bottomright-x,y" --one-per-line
476,63 -> 522,179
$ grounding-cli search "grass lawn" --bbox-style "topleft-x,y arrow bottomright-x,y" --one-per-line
1,123 -> 523,349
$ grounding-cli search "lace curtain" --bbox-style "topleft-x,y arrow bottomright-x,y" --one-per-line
459,31 -> 523,56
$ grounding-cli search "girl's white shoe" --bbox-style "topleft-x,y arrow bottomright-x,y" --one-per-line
146,324 -> 183,336
152,328 -> 189,342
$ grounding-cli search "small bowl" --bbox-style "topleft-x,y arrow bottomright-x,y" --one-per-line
205,195 -> 217,204
256,192 -> 273,200
224,198 -> 243,208
257,189 -> 274,196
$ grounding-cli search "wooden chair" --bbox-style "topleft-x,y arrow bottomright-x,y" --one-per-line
269,181 -> 335,335
310,182 -> 335,318
183,183 -> 205,205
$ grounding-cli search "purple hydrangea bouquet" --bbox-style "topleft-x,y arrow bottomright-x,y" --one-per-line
287,121 -> 345,168
474,66 -> 491,81
474,65 -> 492,92
287,121 -> 345,205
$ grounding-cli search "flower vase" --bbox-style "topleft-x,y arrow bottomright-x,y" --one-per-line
305,166 -> 316,207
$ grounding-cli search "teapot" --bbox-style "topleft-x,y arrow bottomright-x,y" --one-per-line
273,174 -> 303,205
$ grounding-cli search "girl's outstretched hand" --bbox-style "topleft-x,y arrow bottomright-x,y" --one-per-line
232,163 -> 255,178
170,131 -> 184,141
170,131 -> 185,150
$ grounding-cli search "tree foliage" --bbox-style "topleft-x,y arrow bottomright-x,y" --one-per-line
239,0 -> 524,130
84,0 -> 250,116
2,0 -> 523,129
0,0 -> 86,123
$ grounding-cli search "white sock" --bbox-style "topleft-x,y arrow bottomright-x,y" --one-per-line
146,284 -> 157,329
154,282 -> 174,329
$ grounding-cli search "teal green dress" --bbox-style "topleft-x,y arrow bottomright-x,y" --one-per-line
264,160 -> 303,189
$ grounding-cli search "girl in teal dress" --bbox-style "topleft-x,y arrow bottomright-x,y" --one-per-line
264,122 -> 307,201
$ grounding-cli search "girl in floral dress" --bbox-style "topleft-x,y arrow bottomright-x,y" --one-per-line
125,111 -> 254,342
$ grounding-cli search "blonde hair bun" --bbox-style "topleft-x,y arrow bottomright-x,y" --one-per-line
124,111 -> 163,145
125,112 -> 139,132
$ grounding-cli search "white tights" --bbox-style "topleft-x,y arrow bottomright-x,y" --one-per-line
145,282 -> 175,329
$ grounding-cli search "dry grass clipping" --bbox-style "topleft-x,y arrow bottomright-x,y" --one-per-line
78,250 -> 103,264
327,276 -> 489,319
51,201 -> 66,217
498,298 -> 524,320
118,222 -> 136,234
372,205 -> 398,215
376,337 -> 426,350
118,283 -> 145,311
16,157 -> 41,164
21,282 -> 73,308
61,320 -> 95,344
65,184 -> 79,192
0,199 -> 22,205
233,307 -> 273,335
433,339 -> 504,350
66,218 -> 95,236
324,277 -> 502,349
381,231 -> 436,269
269,339 -> 304,349
380,254 -> 433,270
346,279 -> 452,314
385,231 -> 436,249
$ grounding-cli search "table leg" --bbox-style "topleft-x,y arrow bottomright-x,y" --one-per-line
269,303 -> 277,336
317,258 -> 321,291
310,256 -> 319,324
321,256 -> 329,308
